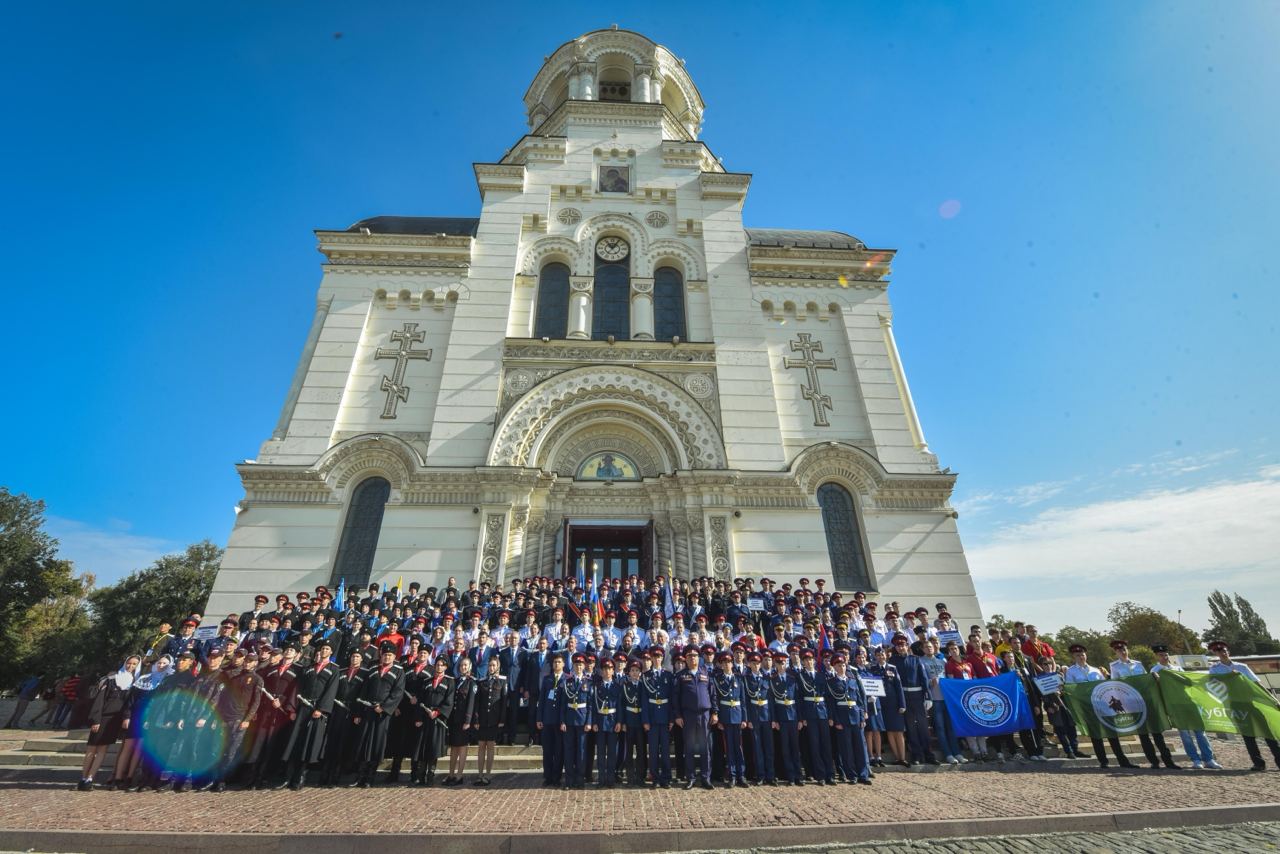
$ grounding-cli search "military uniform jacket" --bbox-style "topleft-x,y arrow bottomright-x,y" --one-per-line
401,662 -> 434,719
824,672 -> 865,726
768,669 -> 800,722
890,653 -> 929,698
333,666 -> 365,716
557,674 -> 594,727
258,663 -> 299,732
190,667 -> 227,723
710,671 -> 746,725
356,664 -> 406,717
292,661 -> 340,716
673,665 -> 712,718
474,674 -> 508,729
447,675 -> 477,730
795,669 -> 829,721
743,671 -> 772,724
216,666 -> 263,722
539,673 -> 565,726
415,673 -> 455,726
619,678 -> 644,728
593,677 -> 622,730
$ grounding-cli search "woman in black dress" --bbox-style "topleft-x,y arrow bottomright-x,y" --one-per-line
79,655 -> 141,791
414,655 -> 454,786
472,654 -> 507,785
443,658 -> 476,785
108,655 -> 172,790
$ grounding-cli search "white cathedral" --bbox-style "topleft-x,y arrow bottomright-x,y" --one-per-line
206,28 -> 982,626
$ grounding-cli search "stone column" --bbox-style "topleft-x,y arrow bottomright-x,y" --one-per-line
879,313 -> 930,452
650,72 -> 665,105
568,69 -> 581,100
574,62 -> 596,101
568,276 -> 593,340
635,65 -> 652,103
474,509 -> 509,587
630,276 -> 654,341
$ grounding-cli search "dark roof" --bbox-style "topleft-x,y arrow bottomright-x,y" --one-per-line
745,228 -> 864,250
345,216 -> 479,237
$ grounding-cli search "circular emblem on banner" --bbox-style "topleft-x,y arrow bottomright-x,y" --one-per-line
1090,680 -> 1148,733
960,684 -> 1013,729
1205,678 -> 1230,705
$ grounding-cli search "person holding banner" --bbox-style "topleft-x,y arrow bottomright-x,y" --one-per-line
1150,645 -> 1221,770
1108,640 -> 1179,769
1064,644 -> 1138,769
1207,640 -> 1280,771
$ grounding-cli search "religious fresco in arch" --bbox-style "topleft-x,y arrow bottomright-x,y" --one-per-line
575,451 -> 641,481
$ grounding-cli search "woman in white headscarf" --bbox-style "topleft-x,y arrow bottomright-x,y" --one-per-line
109,655 -> 173,790
77,654 -> 141,791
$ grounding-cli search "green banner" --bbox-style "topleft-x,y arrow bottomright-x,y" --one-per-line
1155,670 -> 1280,739
1062,675 -> 1170,739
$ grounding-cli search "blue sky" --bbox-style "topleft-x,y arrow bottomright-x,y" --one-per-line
3,2 -> 1277,634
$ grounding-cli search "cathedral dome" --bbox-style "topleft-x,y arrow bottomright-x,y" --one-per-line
522,27 -> 705,138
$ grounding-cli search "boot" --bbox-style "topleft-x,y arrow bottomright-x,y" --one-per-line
290,768 -> 306,791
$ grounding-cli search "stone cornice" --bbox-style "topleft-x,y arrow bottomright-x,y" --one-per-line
748,245 -> 895,284
474,163 -> 527,196
533,100 -> 692,142
503,337 -> 716,364
314,230 -> 473,269
501,136 -> 568,166
699,171 -> 751,202
661,140 -> 723,173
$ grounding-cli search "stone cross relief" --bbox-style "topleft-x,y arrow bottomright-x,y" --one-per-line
375,323 -> 432,419
783,333 -> 837,427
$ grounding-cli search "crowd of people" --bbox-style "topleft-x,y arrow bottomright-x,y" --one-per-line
6,573 -> 1277,792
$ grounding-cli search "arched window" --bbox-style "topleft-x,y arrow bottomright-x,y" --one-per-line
653,265 -> 686,342
817,482 -> 873,590
533,262 -> 570,339
592,239 -> 630,340
331,476 -> 391,589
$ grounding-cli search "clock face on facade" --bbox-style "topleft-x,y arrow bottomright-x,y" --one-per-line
596,236 -> 629,262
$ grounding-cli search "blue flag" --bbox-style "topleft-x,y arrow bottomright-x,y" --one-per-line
939,672 -> 1035,737
334,577 -> 346,611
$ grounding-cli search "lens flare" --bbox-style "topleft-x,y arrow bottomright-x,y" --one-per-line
137,688 -> 227,778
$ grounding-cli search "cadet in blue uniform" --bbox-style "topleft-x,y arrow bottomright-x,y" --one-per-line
826,652 -> 872,784
711,651 -> 749,787
558,652 -> 593,789
888,633 -> 932,766
743,650 -> 776,785
536,653 -> 566,787
796,649 -> 835,785
673,646 -> 714,789
592,658 -> 622,787
640,648 -> 675,788
769,651 -> 803,785
620,658 -> 647,785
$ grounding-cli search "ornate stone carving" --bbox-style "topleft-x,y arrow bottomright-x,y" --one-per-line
682,373 -> 714,400
480,513 -> 506,585
570,276 -> 594,293
503,341 -> 716,363
783,333 -> 836,427
504,369 -> 534,394
631,277 -> 653,294
540,412 -> 679,477
708,515 -> 731,581
645,211 -> 669,229
557,208 -> 581,226
488,366 -> 728,470
374,323 -> 432,419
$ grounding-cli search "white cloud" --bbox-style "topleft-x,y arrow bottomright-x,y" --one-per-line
965,466 -> 1280,632
45,516 -> 180,585
1113,448 -> 1240,479
952,479 -> 1073,517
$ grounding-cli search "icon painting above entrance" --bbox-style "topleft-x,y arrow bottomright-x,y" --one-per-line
575,451 -> 641,481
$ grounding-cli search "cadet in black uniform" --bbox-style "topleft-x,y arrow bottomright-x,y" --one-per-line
473,654 -> 507,785
279,638 -> 340,790
414,655 -> 454,786
349,641 -> 405,788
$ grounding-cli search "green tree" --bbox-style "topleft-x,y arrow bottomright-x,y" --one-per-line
1106,601 -> 1203,654
84,541 -> 221,673
0,489 -> 91,687
1204,590 -> 1280,655
1053,625 -> 1112,668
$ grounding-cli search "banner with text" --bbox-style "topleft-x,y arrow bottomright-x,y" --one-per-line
939,673 -> 1035,737
1155,670 -> 1280,739
1062,675 -> 1170,739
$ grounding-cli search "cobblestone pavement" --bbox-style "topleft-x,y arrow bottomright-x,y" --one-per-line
681,821 -> 1280,853
0,751 -> 1277,835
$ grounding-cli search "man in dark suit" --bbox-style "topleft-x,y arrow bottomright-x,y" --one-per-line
522,636 -> 552,745
497,632 -> 523,745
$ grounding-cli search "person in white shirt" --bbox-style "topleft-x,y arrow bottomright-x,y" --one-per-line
1064,644 -> 1138,769
1208,639 -> 1280,771
1107,639 -> 1179,769
1150,644 -> 1222,769
541,609 -> 566,646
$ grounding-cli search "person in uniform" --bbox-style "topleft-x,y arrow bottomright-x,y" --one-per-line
743,650 -> 776,785
1150,644 -> 1221,769
673,646 -> 714,789
888,634 -> 933,766
497,631 -> 523,745
591,657 -> 622,787
1107,639 -> 1178,768
710,651 -> 748,787
349,640 -> 406,788
1064,644 -> 1137,769
796,649 -> 835,785
279,637 -> 340,790
871,645 -> 907,766
640,647 -> 675,788
619,658 -> 647,785
853,646 -> 885,768
826,652 -> 872,784
321,650 -> 364,787
386,646 -> 432,783
1208,640 -> 1280,771
472,654 -> 507,785
173,647 -> 227,792
245,643 -> 299,788
204,649 -> 261,791
558,652 -> 594,789
443,657 -> 477,785
414,654 -> 454,785
768,651 -> 804,785
537,652 -> 566,786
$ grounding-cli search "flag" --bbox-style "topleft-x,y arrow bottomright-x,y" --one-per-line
589,564 -> 602,627
662,564 -> 675,622
939,673 -> 1035,738
575,554 -> 586,592
818,623 -> 829,652
334,577 -> 346,611
1061,675 -> 1171,740
1155,669 -> 1280,739
395,574 -> 403,595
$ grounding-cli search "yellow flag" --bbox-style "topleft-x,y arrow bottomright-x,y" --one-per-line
396,574 -> 403,593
